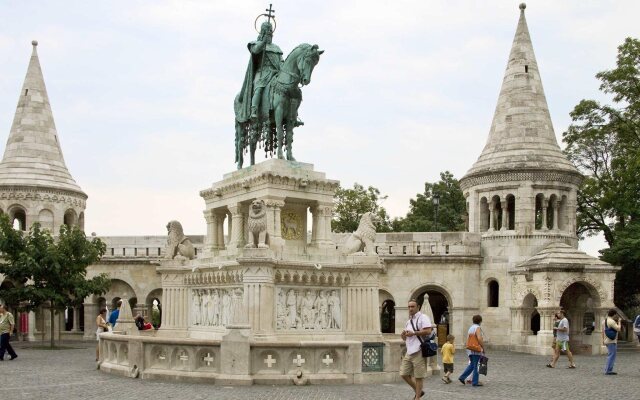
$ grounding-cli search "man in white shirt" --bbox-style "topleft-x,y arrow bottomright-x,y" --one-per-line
400,299 -> 433,400
547,310 -> 576,368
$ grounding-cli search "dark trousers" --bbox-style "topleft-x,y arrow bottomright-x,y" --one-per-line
0,332 -> 17,360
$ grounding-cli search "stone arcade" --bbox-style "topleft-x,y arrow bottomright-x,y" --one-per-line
0,4 -> 619,385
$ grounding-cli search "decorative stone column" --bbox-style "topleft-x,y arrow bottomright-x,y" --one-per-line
552,201 -> 560,230
311,202 -> 334,247
265,199 -> 285,241
242,264 -> 275,338
27,311 -> 36,341
204,210 -> 219,251
71,306 -> 80,332
227,205 -> 245,249
217,213 -> 226,248
488,200 -> 495,231
541,195 -> 548,230
501,201 -> 509,231
83,302 -> 98,340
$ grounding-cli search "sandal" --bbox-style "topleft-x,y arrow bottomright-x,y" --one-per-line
546,364 -> 554,368
568,365 -> 576,369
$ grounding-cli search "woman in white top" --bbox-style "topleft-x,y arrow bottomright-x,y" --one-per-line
95,308 -> 109,361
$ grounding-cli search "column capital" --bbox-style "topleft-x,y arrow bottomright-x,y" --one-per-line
264,198 -> 286,209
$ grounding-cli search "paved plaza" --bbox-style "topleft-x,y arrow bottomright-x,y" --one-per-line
1,342 -> 638,399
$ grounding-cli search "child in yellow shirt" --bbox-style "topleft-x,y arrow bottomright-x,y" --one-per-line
441,334 -> 455,383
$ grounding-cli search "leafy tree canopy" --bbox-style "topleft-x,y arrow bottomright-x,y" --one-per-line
562,37 -> 640,312
332,183 -> 392,233
0,215 -> 110,347
392,171 -> 466,232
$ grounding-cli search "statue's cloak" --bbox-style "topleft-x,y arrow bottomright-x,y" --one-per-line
235,42 -> 283,123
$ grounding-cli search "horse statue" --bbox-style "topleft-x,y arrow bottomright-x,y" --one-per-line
234,43 -> 323,169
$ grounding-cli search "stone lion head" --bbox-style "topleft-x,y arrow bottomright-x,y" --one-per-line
167,220 -> 185,242
355,212 -> 377,240
249,199 -> 266,218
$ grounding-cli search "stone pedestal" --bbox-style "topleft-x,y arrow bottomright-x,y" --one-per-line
219,325 -> 252,385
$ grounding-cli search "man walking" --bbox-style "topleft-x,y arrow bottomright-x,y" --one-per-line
547,310 -> 576,369
0,304 -> 18,360
400,299 -> 433,400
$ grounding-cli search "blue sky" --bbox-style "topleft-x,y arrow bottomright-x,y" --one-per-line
1,1 -> 638,256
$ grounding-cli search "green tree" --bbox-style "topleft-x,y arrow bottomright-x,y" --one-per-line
393,171 -> 466,232
332,183 -> 392,233
563,37 -> 640,311
0,215 -> 110,348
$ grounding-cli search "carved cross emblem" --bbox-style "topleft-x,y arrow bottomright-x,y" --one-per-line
179,352 -> 189,364
157,351 -> 166,361
264,354 -> 277,368
202,353 -> 214,366
292,354 -> 305,367
322,354 -> 334,367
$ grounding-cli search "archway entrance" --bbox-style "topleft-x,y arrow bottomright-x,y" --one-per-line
560,282 -> 600,340
412,286 -> 451,346
380,300 -> 395,333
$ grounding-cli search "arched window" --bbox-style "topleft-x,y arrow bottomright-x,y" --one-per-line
506,194 -> 516,230
547,194 -> 557,229
64,209 -> 77,227
534,194 -> 544,230
488,280 -> 499,307
10,208 -> 26,231
491,195 -> 502,230
380,300 -> 396,333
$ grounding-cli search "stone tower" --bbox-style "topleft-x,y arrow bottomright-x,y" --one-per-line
460,3 -> 581,251
0,41 -> 86,233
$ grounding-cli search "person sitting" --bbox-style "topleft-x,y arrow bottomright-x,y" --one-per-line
135,314 -> 153,330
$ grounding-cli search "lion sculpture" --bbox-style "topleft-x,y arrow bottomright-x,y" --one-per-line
165,220 -> 195,260
245,199 -> 269,249
341,212 -> 377,255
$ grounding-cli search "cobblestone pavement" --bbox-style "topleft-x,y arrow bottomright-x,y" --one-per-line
1,342 -> 638,400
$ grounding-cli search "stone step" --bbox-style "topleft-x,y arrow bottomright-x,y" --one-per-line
617,341 -> 640,352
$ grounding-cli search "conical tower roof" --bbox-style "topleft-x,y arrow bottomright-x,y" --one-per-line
0,41 -> 85,196
463,4 -> 579,179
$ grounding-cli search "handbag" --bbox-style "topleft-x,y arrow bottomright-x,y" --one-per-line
466,327 -> 483,352
478,355 -> 489,376
410,315 -> 438,358
604,319 -> 617,340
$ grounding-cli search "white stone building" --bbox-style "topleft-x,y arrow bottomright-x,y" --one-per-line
0,3 -> 618,370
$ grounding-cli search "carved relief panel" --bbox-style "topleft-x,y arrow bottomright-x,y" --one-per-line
276,287 -> 341,331
190,287 -> 244,327
281,211 -> 303,240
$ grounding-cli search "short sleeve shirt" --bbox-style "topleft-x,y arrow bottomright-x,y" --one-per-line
404,312 -> 432,355
0,312 -> 15,334
556,318 -> 569,342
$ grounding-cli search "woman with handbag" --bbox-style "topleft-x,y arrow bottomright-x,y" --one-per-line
95,308 -> 109,361
458,314 -> 484,387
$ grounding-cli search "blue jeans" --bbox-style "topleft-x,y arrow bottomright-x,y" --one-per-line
0,332 -> 17,360
605,343 -> 617,373
459,354 -> 481,385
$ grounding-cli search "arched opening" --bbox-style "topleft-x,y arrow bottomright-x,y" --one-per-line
487,280 -> 499,307
380,300 -> 396,334
531,310 -> 540,335
560,282 -> 600,339
64,306 -> 74,331
491,195 -> 502,230
535,194 -> 544,230
506,194 -> 516,230
479,197 -> 489,232
522,293 -> 538,335
146,288 -> 163,329
10,207 -> 26,231
38,209 -> 55,232
64,209 -> 77,227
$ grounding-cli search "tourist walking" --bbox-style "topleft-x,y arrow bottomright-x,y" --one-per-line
547,310 -> 576,369
0,304 -> 18,361
441,334 -> 455,383
96,308 -> 109,361
400,299 -> 434,400
603,309 -> 622,375
458,314 -> 484,387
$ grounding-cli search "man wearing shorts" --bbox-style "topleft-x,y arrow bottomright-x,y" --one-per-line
547,310 -> 576,368
400,299 -> 433,400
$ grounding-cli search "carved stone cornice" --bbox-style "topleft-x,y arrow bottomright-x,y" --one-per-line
0,185 -> 87,207
460,169 -> 583,191
200,172 -> 339,200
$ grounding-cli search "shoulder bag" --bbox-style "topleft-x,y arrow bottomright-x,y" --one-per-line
604,319 -> 617,340
466,326 -> 483,352
410,315 -> 437,358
